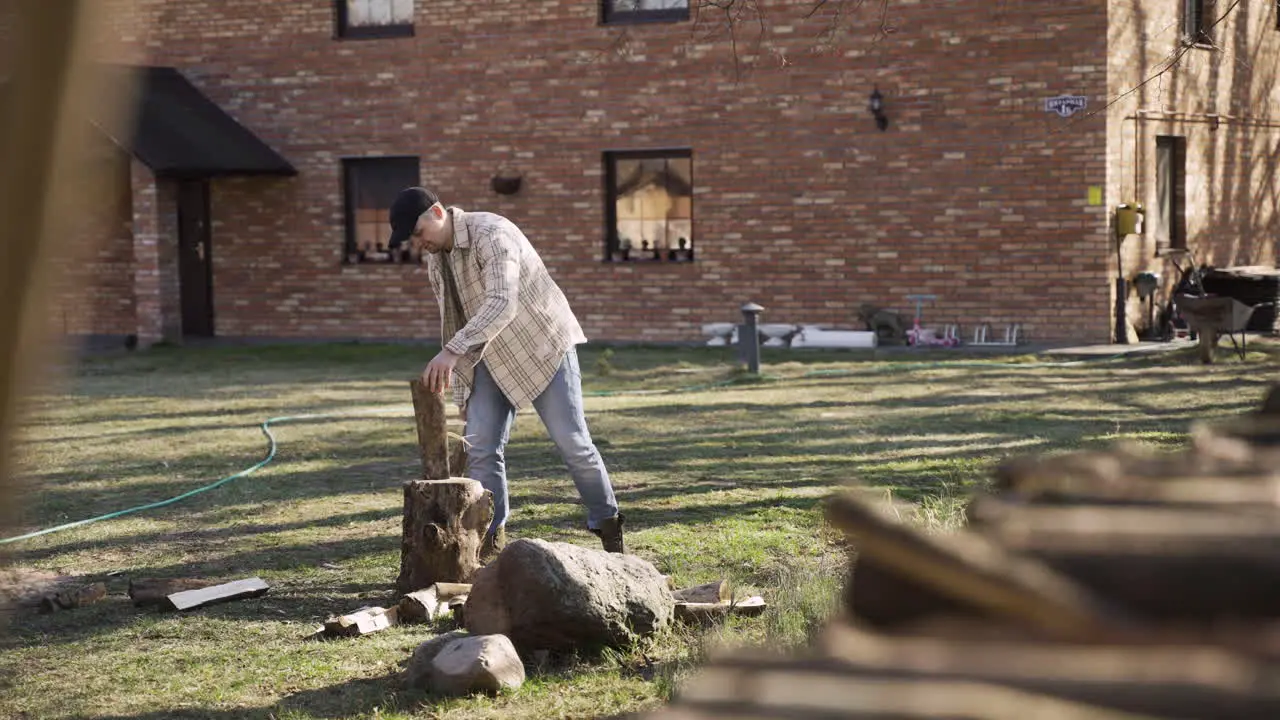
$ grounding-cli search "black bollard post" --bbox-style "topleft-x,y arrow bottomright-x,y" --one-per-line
740,302 -> 764,375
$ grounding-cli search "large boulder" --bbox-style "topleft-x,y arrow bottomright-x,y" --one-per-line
463,538 -> 674,652
405,631 -> 525,696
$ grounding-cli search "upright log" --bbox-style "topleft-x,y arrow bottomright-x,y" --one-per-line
409,378 -> 451,480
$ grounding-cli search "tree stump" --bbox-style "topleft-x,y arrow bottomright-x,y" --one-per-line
397,479 -> 494,594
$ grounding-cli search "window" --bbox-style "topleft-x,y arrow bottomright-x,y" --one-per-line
1155,136 -> 1187,251
603,150 -> 694,263
336,0 -> 414,39
1183,0 -> 1211,45
342,156 -> 420,264
601,0 -> 690,25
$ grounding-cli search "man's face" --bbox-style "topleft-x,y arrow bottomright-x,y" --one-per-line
410,204 -> 450,254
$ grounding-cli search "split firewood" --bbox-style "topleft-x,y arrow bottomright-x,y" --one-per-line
674,596 -> 767,624
1191,413 -> 1280,462
732,596 -> 766,616
824,490 -> 1133,640
399,589 -> 443,622
654,645 -> 1173,720
322,605 -> 399,638
433,582 -> 472,601
38,581 -> 106,613
399,582 -> 472,622
672,580 -> 731,604
966,476 -> 1280,524
811,620 -> 1280,720
128,578 -> 215,607
674,602 -> 719,624
970,504 -> 1280,621
449,594 -> 467,625
991,445 -> 1157,494
993,441 -> 1280,498
450,439 -> 468,478
166,577 -> 269,611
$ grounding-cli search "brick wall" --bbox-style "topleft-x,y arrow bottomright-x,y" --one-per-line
50,145 -> 137,338
69,0 -> 1122,343
131,159 -> 183,343
1107,0 -> 1280,338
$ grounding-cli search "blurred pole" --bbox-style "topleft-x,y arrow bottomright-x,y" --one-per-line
740,302 -> 764,375
0,1 -> 144,564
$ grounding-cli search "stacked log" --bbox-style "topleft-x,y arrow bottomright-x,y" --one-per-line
637,388 -> 1280,719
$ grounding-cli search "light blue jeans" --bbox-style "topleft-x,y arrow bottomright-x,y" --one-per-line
465,349 -> 618,533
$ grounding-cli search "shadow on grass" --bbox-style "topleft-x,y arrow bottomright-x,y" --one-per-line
10,380 -> 1260,573
5,488 -> 837,649
73,671 -> 416,720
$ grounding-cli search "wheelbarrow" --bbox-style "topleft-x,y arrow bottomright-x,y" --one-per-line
1173,293 -> 1272,363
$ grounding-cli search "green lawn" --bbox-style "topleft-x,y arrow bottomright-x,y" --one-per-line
1,340 -> 1276,719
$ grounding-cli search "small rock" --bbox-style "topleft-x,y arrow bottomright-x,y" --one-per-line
406,631 -> 524,696
407,630 -> 469,686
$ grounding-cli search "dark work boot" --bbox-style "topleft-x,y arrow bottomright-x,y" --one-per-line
479,526 -> 506,565
591,513 -> 625,554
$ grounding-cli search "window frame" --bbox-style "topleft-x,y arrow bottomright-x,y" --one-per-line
602,148 -> 695,263
1183,0 -> 1213,46
599,0 -> 691,26
335,0 -> 415,40
341,155 -> 421,265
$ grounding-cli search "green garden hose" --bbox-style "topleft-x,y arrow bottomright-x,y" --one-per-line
0,351 -> 1138,546
0,408 -> 409,546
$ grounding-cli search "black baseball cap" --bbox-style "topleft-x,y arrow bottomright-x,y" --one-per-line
386,186 -> 440,249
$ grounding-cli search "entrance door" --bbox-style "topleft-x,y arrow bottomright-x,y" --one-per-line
177,180 -> 215,337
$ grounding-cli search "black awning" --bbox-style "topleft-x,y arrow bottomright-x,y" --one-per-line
108,66 -> 297,178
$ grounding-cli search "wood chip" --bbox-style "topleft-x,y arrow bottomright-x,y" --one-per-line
38,582 -> 106,613
322,605 -> 399,637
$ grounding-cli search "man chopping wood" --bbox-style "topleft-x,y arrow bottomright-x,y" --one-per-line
385,186 -> 625,561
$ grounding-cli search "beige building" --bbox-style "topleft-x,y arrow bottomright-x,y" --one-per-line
1109,0 -> 1280,340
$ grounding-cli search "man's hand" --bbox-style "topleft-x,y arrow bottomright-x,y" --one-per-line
421,349 -> 461,394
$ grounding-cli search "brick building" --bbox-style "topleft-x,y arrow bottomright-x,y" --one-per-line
28,0 -> 1280,347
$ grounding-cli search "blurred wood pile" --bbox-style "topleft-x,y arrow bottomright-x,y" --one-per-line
638,387 -> 1280,719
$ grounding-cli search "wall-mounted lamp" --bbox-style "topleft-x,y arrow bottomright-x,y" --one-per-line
868,87 -> 889,132
491,168 -> 523,195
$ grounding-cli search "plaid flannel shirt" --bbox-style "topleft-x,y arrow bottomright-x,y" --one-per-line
428,207 -> 588,410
